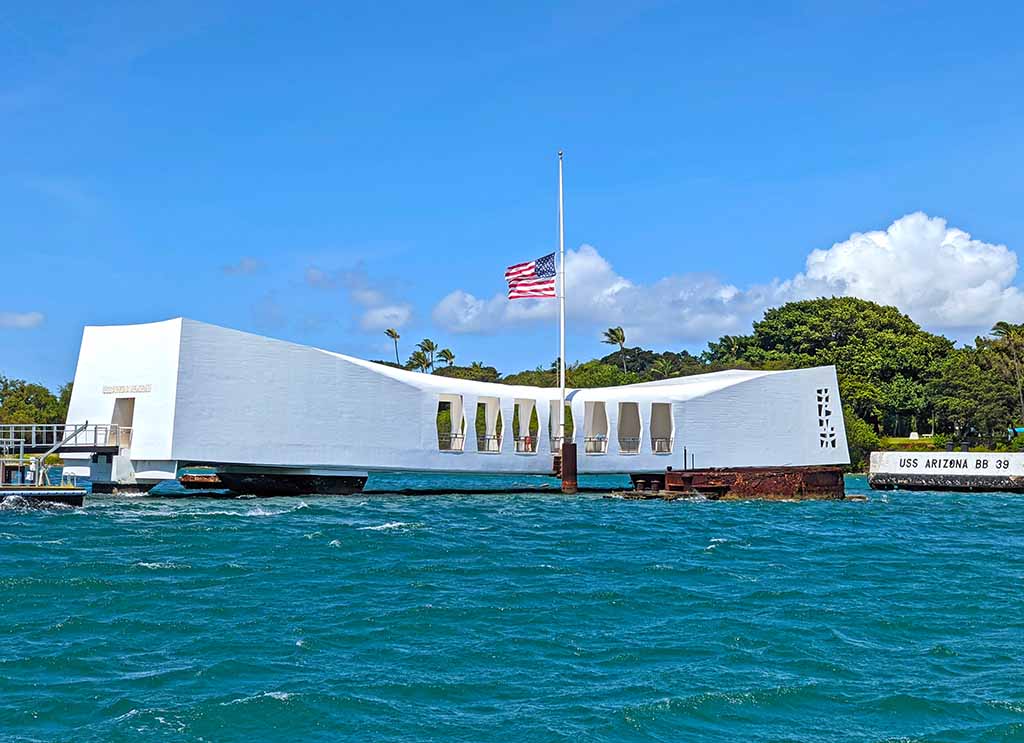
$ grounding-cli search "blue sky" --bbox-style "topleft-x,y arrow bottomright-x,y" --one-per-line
3,1 -> 1024,388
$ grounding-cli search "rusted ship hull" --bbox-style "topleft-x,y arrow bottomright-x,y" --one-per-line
179,473 -> 227,490
215,473 -> 368,497
629,466 -> 846,501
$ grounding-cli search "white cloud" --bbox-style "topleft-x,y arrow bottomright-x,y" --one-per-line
432,213 -> 1023,343
782,212 -> 1024,328
304,266 -> 335,289
223,257 -> 263,276
360,305 -> 412,331
0,312 -> 44,329
306,264 -> 411,330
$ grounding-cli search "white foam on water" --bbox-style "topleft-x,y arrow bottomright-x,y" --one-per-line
359,521 -> 415,531
135,561 -> 190,570
328,539 -> 342,547
221,691 -> 292,706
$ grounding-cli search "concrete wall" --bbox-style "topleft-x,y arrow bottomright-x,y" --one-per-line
680,366 -> 849,468
65,319 -> 183,462
67,318 -> 850,476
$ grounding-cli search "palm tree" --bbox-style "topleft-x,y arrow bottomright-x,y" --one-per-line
385,328 -> 401,365
438,348 -> 455,367
407,350 -> 430,373
718,334 -> 744,360
602,326 -> 628,372
417,339 -> 438,370
992,321 -> 1024,425
650,357 -> 678,380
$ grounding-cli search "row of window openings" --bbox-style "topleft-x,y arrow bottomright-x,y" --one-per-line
436,397 -> 674,455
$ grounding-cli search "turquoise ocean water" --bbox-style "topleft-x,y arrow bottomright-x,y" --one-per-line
2,474 -> 1023,742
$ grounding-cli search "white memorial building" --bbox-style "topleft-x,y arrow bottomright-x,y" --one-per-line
64,318 -> 850,491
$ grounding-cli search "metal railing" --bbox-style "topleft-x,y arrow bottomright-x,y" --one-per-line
0,424 -> 132,450
652,437 -> 673,454
514,436 -> 538,453
618,436 -> 641,454
477,435 -> 501,453
584,436 -> 608,454
437,433 -> 465,452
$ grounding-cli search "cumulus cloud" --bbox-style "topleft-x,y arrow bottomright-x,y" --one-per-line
306,264 -> 411,330
360,305 -> 413,331
432,213 -> 1022,342
223,257 -> 263,276
0,311 -> 45,329
782,212 -> 1024,328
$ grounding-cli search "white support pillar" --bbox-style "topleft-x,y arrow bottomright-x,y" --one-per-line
640,403 -> 654,457
499,399 -> 515,453
537,400 -> 551,456
463,394 -> 479,452
450,395 -> 465,451
570,396 -> 585,446
606,402 -> 620,456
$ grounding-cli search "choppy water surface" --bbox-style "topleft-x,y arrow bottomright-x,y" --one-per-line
2,474 -> 1023,742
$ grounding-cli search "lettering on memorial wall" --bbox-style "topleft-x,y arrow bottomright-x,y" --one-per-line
816,387 -> 837,448
102,384 -> 152,395
896,457 -> 1011,471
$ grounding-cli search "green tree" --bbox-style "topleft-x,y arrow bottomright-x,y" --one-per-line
843,407 -> 880,472
438,348 -> 455,367
601,327 -> 628,372
879,375 -> 927,436
433,364 -> 500,382
705,334 -> 748,363
990,321 -> 1024,425
502,365 -> 557,387
568,361 -> 640,388
417,339 -> 438,370
406,350 -> 431,373
649,357 -> 678,380
707,297 -> 954,436
927,347 -> 1014,438
0,376 -> 64,424
385,328 -> 401,365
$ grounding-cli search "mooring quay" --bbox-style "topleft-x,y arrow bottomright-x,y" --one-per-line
7,318 -> 851,501
869,451 -> 1024,493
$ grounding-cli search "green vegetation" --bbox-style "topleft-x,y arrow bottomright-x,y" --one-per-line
602,326 -> 628,372
844,407 -> 880,471
0,376 -> 72,424
384,328 -> 401,365
376,299 -> 1024,471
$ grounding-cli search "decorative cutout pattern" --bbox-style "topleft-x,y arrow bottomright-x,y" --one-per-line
817,387 -> 837,448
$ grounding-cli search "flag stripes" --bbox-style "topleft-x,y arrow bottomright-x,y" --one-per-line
504,261 -> 536,281
505,252 -> 556,301
508,277 -> 557,298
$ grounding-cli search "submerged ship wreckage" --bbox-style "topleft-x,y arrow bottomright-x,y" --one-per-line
28,318 -> 851,500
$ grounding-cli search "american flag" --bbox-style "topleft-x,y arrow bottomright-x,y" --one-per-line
506,252 -> 557,299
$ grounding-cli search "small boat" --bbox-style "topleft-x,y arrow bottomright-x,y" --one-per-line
1,458 -> 86,506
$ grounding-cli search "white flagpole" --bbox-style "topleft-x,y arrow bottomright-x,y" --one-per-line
558,150 -> 566,446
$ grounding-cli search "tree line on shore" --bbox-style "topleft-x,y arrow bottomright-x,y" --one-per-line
5,297 -> 1023,470
381,298 -> 1024,467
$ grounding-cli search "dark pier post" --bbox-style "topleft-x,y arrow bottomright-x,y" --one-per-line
561,442 -> 577,494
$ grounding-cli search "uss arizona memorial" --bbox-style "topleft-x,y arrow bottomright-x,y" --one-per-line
62,318 -> 850,493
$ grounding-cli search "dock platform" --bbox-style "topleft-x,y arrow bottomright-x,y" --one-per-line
0,487 -> 86,507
